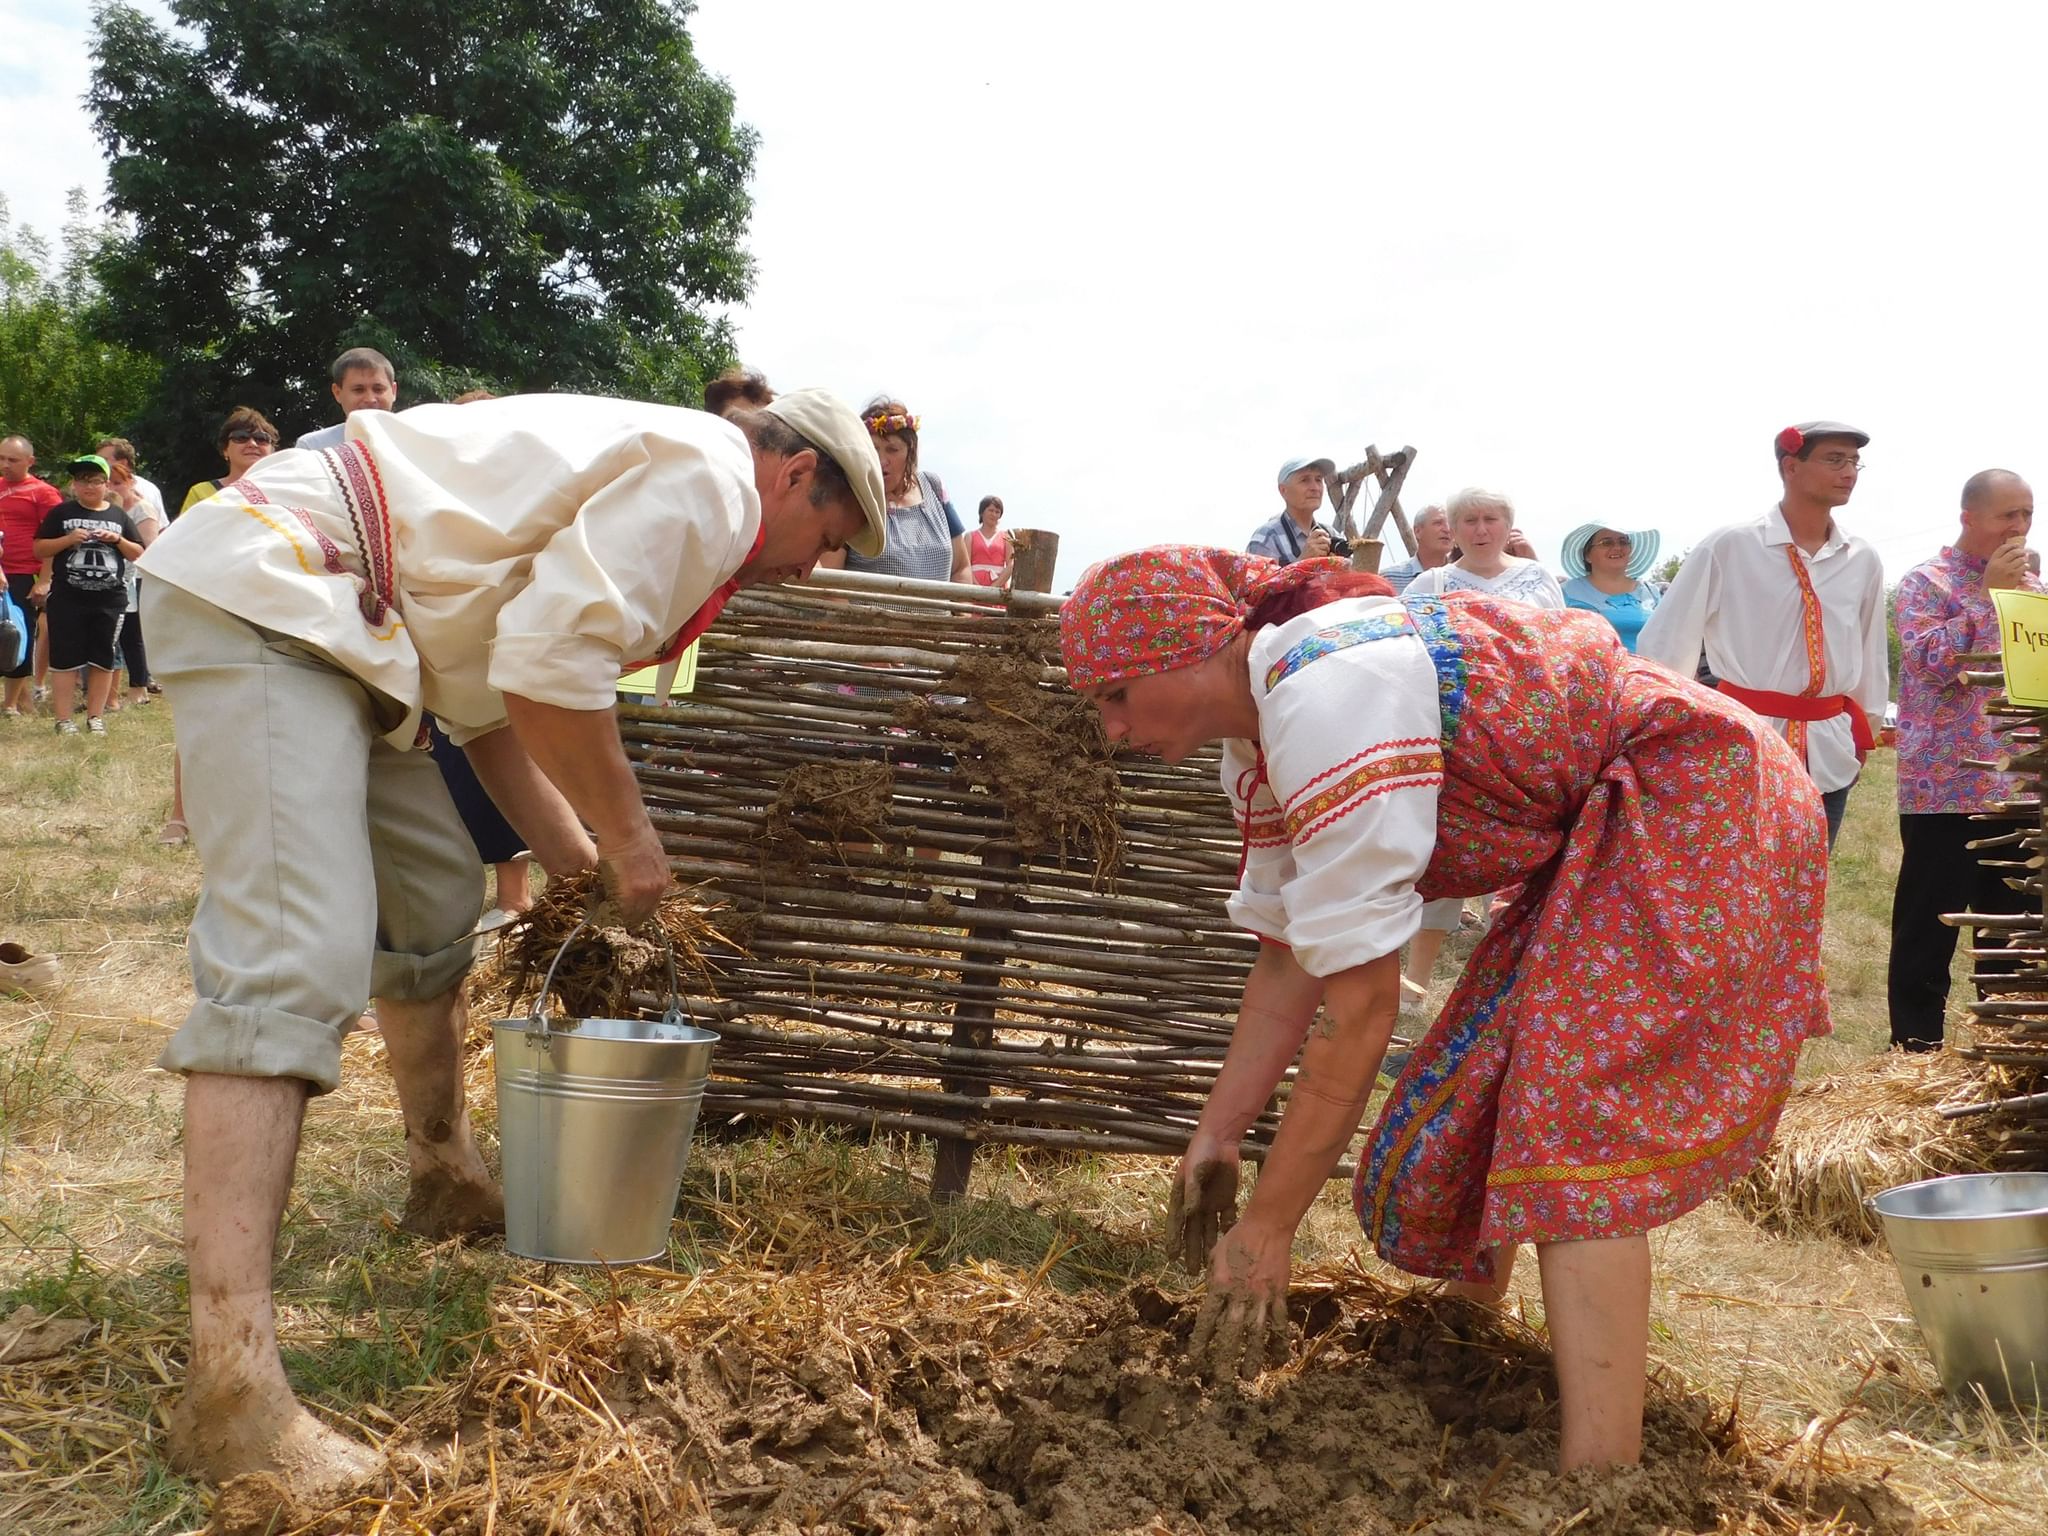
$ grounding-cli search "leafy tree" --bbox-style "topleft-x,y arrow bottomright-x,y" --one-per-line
1651,551 -> 1684,586
0,189 -> 160,468
88,0 -> 756,496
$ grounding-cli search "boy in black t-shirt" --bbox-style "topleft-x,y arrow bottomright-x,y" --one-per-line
32,455 -> 143,735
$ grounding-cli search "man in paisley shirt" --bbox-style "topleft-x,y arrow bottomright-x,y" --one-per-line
1888,469 -> 2040,1051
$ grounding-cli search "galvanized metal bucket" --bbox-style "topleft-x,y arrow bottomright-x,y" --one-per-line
492,923 -> 718,1265
1870,1172 -> 2048,1407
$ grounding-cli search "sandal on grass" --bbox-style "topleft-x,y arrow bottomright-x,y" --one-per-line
156,819 -> 189,847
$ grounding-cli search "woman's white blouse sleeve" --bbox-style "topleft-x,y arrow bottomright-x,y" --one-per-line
1247,622 -> 1445,976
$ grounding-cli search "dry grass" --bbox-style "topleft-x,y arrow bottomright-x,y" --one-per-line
2,721 -> 2044,1533
1726,1046 -> 2001,1244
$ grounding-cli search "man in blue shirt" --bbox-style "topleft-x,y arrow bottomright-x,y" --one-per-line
1378,504 -> 1453,593
1247,455 -> 1339,564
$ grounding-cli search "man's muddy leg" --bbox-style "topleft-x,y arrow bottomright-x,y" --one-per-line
375,981 -> 503,1239
167,1072 -> 381,1495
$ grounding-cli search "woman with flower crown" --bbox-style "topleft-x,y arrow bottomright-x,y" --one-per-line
1061,545 -> 1829,1472
815,396 -> 969,583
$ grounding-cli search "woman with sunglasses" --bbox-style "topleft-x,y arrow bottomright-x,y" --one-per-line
178,408 -> 280,518
1559,522 -> 1663,653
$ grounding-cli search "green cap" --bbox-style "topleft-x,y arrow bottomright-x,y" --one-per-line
62,454 -> 111,477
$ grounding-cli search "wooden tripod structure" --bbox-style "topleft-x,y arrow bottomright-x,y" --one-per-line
1326,445 -> 1419,572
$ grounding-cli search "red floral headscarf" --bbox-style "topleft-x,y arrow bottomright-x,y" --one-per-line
1060,545 -> 1350,687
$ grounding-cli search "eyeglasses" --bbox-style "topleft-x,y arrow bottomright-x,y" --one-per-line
227,429 -> 277,445
1814,453 -> 1864,470
1589,536 -> 1633,550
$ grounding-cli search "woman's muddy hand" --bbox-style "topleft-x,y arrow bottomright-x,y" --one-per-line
1166,1142 -> 1240,1274
1188,1217 -> 1293,1383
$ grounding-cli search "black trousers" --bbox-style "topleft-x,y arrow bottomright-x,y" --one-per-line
4,573 -> 37,680
1887,812 -> 2028,1051
424,715 -> 525,866
117,610 -> 149,687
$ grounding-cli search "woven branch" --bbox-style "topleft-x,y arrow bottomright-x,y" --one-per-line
478,571 -> 1277,1172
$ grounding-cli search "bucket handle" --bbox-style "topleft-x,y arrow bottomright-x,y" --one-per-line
526,919 -> 685,1042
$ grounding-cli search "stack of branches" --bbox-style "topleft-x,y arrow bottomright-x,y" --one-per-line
608,569 -> 1283,1161
1933,653 -> 2048,1167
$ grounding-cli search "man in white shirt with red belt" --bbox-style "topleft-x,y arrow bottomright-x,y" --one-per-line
139,389 -> 885,1498
1638,421 -> 1887,849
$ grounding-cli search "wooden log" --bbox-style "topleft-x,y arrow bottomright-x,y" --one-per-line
1361,447 -> 1417,545
1010,530 -> 1060,594
799,564 -> 1064,614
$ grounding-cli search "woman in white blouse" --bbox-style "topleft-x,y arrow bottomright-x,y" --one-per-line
1061,545 -> 1828,1474
1404,488 -> 1565,608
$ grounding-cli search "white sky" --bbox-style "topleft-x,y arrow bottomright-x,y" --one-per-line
7,0 -> 2047,583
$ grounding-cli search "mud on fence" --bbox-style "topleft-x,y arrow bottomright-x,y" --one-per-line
613,567 -> 1278,1185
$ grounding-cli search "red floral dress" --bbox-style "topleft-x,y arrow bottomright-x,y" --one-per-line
1356,595 -> 1830,1280
1228,592 -> 1831,1284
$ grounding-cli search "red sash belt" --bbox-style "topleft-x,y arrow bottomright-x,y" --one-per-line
1716,681 -> 1875,759
625,525 -> 767,671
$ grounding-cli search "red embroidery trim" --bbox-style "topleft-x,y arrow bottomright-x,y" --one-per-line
1284,735 -> 1442,809
1284,750 -> 1446,840
1295,772 -> 1446,844
319,443 -> 398,627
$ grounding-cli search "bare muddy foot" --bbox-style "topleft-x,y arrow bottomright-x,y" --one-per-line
165,1375 -> 381,1500
399,1165 -> 505,1240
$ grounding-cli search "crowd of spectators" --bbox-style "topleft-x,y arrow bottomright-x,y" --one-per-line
1246,428 -> 2031,1052
2,380 -> 2030,1072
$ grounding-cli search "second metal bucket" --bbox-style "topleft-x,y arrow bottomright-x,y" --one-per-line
492,925 -> 718,1265
1870,1172 -> 2048,1407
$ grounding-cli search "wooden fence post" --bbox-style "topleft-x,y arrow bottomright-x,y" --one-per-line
1011,529 -> 1060,594
929,845 -> 1018,1200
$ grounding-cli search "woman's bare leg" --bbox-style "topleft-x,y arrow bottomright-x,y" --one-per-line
1404,928 -> 1448,991
491,858 -> 531,915
1445,1242 -> 1517,1305
1537,1234 -> 1650,1470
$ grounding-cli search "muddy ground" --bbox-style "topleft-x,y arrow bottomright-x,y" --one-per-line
215,1276 -> 1914,1536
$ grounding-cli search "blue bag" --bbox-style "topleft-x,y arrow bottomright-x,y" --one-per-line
0,584 -> 26,674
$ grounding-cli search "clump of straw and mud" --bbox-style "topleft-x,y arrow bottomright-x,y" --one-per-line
475,869 -> 729,1023
204,1188 -> 1918,1536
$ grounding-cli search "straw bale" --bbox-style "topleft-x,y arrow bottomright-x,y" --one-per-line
1727,1047 -> 2001,1244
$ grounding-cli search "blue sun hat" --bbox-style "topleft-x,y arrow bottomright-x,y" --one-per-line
1560,522 -> 1661,581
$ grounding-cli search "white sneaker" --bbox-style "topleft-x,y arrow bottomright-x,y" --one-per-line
86,717 -> 107,735
0,942 -> 61,996
54,719 -> 79,736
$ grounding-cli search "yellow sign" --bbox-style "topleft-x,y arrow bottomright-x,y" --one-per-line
1993,588 -> 2048,708
618,640 -> 699,701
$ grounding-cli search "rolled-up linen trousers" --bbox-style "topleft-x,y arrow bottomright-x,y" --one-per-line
145,577 -> 483,1094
